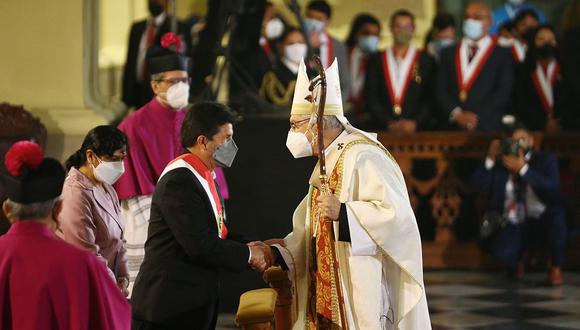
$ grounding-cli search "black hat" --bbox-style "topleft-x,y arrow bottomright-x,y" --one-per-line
1,141 -> 65,204
147,32 -> 190,75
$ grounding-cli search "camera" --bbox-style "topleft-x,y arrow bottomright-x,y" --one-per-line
500,138 -> 522,156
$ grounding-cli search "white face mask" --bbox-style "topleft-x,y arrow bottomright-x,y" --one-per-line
284,43 -> 307,64
463,18 -> 484,41
286,130 -> 313,158
265,17 -> 284,40
92,156 -> 125,185
164,81 -> 189,109
498,36 -> 515,47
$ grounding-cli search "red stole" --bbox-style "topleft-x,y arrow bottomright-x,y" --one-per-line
531,60 -> 560,115
455,36 -> 497,102
381,46 -> 420,116
170,154 -> 228,239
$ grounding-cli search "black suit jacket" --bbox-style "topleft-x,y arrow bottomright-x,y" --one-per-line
513,62 -> 572,131
470,151 -> 561,215
131,168 -> 249,325
122,16 -> 192,109
436,41 -> 515,131
364,50 -> 437,130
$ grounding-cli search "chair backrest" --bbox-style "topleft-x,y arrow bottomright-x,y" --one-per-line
0,103 -> 47,234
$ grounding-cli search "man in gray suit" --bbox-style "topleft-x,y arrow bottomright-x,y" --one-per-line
304,0 -> 350,102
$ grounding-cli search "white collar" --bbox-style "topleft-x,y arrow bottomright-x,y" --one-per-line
320,32 -> 329,44
462,34 -> 491,49
282,58 -> 300,74
152,12 -> 167,26
324,130 -> 348,155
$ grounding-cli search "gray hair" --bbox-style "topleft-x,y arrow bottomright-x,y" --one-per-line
323,115 -> 343,129
4,198 -> 59,221
151,73 -> 165,81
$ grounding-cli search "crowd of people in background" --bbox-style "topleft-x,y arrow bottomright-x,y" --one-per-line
122,0 -> 580,133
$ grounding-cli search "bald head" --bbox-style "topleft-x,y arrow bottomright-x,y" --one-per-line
464,1 -> 492,37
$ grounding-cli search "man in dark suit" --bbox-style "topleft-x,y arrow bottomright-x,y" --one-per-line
364,9 -> 436,132
122,0 -> 192,109
131,102 -> 276,329
471,124 -> 567,285
436,0 -> 515,131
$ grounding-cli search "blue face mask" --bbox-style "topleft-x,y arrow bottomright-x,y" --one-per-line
304,18 -> 325,35
463,19 -> 484,40
358,35 -> 380,53
432,38 -> 455,54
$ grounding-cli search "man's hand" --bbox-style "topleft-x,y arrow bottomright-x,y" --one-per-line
488,139 -> 501,162
455,111 -> 479,131
388,120 -> 417,133
316,194 -> 341,221
117,276 -> 130,297
502,151 -> 526,173
248,241 -> 275,272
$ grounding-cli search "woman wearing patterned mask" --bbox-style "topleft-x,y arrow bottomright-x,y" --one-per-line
58,125 -> 130,297
260,27 -> 311,108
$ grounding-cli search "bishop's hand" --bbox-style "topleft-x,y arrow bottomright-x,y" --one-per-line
316,194 -> 341,221
248,241 -> 275,273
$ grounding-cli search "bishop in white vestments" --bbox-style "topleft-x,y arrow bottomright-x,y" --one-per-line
269,58 -> 431,329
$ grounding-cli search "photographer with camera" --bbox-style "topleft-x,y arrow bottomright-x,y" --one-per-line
471,123 -> 567,285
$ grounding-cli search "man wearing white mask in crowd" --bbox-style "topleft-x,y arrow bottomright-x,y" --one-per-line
59,126 -> 130,297
114,32 -> 198,296
304,0 -> 350,102
436,0 -> 514,131
261,1 -> 285,64
260,27 -> 311,108
265,58 -> 431,329
491,0 -> 546,35
425,12 -> 456,61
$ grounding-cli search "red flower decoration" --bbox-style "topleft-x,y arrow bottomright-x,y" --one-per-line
4,141 -> 44,177
160,32 -> 183,53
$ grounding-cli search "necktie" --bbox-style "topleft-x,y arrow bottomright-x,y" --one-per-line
468,44 -> 478,63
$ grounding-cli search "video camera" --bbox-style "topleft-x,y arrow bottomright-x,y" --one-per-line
500,138 -> 523,156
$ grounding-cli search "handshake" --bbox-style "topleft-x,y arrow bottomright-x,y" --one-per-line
247,241 -> 279,273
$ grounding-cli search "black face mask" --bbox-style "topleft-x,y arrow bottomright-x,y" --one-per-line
537,44 -> 557,59
148,1 -> 165,17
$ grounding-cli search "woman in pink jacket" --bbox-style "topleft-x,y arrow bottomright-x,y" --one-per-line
58,125 -> 130,296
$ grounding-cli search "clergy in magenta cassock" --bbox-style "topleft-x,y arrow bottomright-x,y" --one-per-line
0,142 -> 131,330
114,33 -> 229,295
268,59 -> 431,329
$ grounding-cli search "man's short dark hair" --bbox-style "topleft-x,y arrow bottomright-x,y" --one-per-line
180,101 -> 238,148
432,12 -> 455,31
390,9 -> 415,26
307,1 -> 332,19
514,8 -> 539,25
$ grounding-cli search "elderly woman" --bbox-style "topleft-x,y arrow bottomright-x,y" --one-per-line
58,125 -> 130,296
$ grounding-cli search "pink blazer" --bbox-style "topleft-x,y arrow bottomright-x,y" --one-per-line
58,167 -> 128,280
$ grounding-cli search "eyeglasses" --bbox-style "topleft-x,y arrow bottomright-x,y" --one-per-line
290,118 -> 310,131
155,77 -> 192,86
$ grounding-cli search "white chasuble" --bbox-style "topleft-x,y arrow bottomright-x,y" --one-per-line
277,131 -> 431,330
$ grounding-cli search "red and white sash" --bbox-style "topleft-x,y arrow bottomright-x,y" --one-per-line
381,45 -> 419,111
320,33 -> 334,68
159,154 -> 228,239
456,36 -> 497,102
531,60 -> 560,115
511,40 -> 526,63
